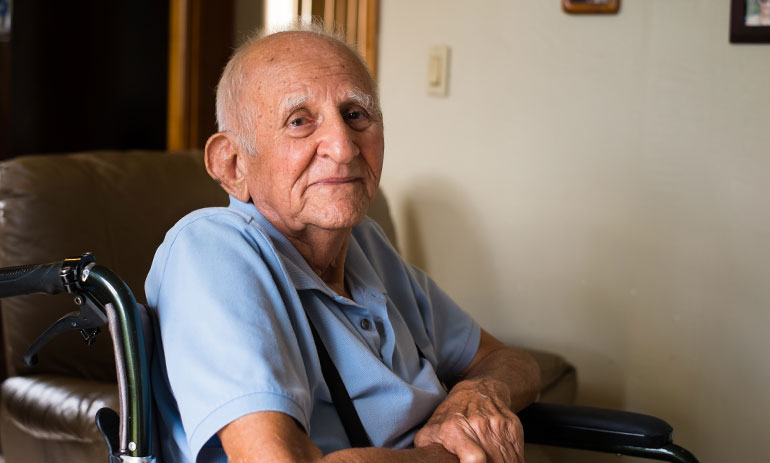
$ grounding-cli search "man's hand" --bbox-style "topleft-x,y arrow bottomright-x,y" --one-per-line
414,378 -> 524,463
414,330 -> 540,463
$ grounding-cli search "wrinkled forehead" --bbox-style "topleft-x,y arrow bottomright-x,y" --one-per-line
246,32 -> 374,92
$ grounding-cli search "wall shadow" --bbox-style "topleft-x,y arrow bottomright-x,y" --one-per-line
397,176 -> 507,328
394,176 -> 631,462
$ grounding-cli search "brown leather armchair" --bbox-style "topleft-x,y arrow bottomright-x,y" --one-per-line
0,150 -> 576,462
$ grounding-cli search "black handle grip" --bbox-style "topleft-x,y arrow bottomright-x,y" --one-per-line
0,262 -> 64,298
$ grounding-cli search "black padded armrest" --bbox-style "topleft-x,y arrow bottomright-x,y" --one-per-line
520,402 -> 672,448
519,403 -> 699,463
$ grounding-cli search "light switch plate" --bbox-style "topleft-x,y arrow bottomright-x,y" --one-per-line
427,46 -> 450,96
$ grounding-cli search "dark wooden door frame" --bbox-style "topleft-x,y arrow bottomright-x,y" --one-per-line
167,0 -> 235,150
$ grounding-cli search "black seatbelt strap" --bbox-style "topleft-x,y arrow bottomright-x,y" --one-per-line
308,319 -> 373,448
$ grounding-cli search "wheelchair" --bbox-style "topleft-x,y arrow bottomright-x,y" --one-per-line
0,253 -> 699,463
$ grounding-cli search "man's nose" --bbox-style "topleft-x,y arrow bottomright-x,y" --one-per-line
317,115 -> 360,163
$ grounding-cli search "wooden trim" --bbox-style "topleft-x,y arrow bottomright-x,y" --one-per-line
356,0 -> 367,55
364,0 -> 378,79
167,0 -> 190,151
321,0 -> 378,78
188,0 -> 203,148
324,0 -> 336,30
346,0 -> 358,43
311,0 -> 325,22
167,0 -> 234,150
334,0 -> 347,33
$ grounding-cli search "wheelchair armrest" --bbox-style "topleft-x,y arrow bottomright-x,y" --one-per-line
518,402 -> 699,463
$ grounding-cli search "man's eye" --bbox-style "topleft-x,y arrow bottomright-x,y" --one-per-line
289,117 -> 309,127
344,110 -> 369,123
345,111 -> 363,120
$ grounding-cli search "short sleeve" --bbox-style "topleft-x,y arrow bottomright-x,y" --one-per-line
145,211 -> 311,460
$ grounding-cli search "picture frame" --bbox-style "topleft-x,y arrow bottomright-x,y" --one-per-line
0,0 -> 11,41
562,0 -> 620,15
730,0 -> 770,43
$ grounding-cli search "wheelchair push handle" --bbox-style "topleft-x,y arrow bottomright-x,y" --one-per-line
0,261 -> 64,297
0,254 -> 103,366
0,254 -> 156,462
0,253 -> 96,298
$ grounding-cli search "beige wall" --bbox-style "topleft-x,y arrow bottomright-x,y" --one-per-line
378,1 -> 770,461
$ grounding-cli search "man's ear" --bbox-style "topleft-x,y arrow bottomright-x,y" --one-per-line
204,132 -> 250,202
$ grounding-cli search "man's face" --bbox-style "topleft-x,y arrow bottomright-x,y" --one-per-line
238,34 -> 384,236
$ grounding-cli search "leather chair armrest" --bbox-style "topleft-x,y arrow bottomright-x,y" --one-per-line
1,374 -> 118,443
524,348 -> 577,404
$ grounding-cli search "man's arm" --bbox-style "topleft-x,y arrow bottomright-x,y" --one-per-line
454,329 -> 541,412
218,329 -> 540,463
219,411 -> 460,463
413,329 -> 541,463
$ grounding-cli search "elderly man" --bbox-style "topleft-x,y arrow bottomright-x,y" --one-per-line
146,25 -> 540,463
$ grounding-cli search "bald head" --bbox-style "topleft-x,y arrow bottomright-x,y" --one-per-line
215,25 -> 380,156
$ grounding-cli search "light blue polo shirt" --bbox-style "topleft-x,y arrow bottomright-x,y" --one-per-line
145,196 -> 481,462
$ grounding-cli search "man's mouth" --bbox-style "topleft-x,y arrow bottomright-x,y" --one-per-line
313,177 -> 361,186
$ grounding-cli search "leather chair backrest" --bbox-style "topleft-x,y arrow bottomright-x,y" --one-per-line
0,150 -> 398,380
0,150 -> 228,379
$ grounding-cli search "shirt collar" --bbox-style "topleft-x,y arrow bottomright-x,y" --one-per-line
344,229 -> 387,301
227,196 -> 386,299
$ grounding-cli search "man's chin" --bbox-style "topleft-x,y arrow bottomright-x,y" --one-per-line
304,203 -> 370,231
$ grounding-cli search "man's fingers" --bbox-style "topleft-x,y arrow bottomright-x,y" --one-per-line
503,414 -> 526,463
452,440 -> 488,463
503,420 -> 525,463
415,419 -> 487,462
464,418 -> 510,463
513,439 -> 525,463
413,426 -> 437,448
416,415 -> 520,463
414,395 -> 526,463
437,426 -> 488,463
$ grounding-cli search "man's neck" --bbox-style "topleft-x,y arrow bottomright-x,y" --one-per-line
286,227 -> 352,298
250,200 -> 356,298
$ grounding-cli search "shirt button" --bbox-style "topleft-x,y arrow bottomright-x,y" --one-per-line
360,319 -> 372,330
